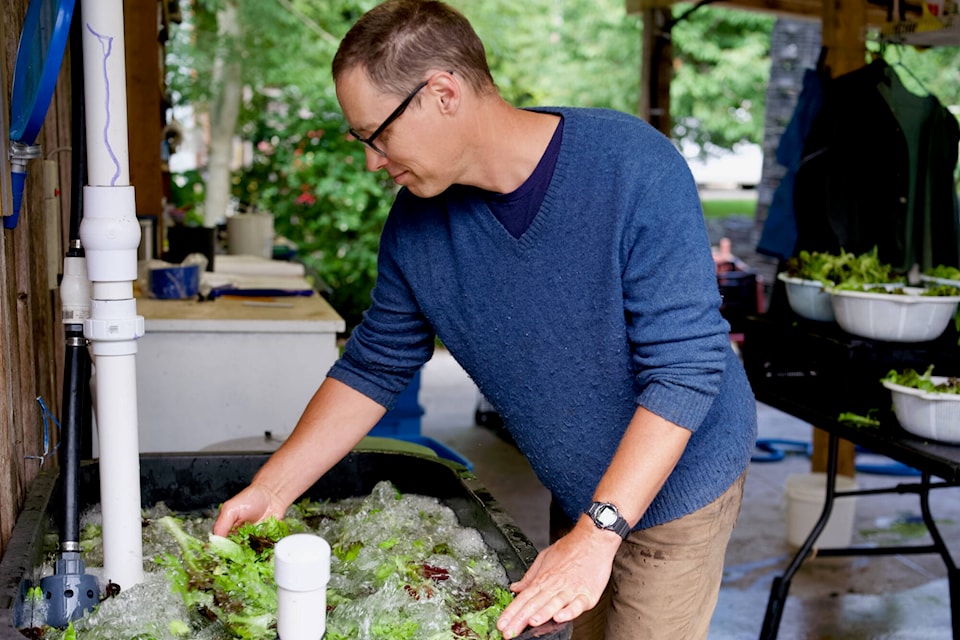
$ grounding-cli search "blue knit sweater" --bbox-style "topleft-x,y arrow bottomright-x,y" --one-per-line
328,107 -> 757,529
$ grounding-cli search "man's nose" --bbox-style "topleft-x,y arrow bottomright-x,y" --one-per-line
365,147 -> 388,171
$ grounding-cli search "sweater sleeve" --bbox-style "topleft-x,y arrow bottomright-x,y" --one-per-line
620,140 -> 730,433
326,194 -> 436,409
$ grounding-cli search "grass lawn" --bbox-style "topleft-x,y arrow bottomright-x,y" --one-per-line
701,198 -> 757,219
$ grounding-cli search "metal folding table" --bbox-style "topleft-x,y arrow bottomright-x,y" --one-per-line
741,315 -> 960,640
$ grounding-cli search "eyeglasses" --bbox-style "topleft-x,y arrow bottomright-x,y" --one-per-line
349,79 -> 430,157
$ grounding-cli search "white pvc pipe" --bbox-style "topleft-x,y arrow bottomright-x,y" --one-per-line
89,352 -> 143,587
80,1 -> 129,188
275,535 -> 331,640
78,0 -> 145,591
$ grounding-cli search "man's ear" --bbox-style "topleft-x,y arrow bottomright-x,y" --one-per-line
430,71 -> 460,114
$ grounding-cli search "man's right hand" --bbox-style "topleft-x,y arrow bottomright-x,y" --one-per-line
212,483 -> 288,537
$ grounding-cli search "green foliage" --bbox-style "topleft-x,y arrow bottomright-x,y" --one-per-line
454,0 -> 643,112
166,0 -> 776,331
671,4 -> 775,151
234,83 -> 395,330
168,0 -> 392,331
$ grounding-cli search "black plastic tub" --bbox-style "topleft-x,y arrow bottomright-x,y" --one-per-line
0,450 -> 571,639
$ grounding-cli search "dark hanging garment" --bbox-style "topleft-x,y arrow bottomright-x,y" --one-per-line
757,68 -> 826,260
792,58 -> 960,271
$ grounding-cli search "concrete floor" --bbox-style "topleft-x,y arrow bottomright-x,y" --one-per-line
418,348 -> 959,640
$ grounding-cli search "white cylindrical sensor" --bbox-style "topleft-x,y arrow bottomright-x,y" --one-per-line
275,534 -> 331,640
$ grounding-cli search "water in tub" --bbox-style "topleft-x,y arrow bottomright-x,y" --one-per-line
25,481 -> 512,639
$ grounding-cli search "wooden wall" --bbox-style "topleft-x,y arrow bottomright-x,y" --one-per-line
0,0 -> 164,561
0,0 -> 72,556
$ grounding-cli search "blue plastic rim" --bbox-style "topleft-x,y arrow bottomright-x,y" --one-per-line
10,0 -> 76,144
7,0 -> 75,228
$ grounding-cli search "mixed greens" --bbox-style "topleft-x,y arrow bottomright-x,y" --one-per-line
837,411 -> 881,428
28,482 -> 513,640
925,265 -> 960,281
838,284 -> 960,296
785,251 -> 960,298
784,248 -> 900,289
883,366 -> 960,394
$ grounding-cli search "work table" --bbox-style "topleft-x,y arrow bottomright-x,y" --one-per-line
121,293 -> 345,453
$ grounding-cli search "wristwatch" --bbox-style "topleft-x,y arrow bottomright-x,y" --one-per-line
585,501 -> 632,539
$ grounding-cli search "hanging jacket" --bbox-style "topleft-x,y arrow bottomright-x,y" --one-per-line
757,68 -> 826,260
793,58 -> 960,271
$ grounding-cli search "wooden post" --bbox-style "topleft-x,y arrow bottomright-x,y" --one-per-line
810,0 -> 868,479
640,7 -> 674,137
123,0 -> 164,223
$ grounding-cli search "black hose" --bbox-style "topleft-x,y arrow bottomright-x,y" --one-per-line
67,0 -> 85,249
58,328 -> 89,546
58,1 -> 91,547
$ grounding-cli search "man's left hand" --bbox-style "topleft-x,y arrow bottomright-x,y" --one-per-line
496,519 -> 622,639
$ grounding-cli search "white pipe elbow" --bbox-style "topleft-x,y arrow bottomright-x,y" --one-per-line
78,185 -> 140,284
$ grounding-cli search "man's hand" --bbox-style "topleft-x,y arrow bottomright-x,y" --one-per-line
496,519 -> 621,639
212,484 -> 288,537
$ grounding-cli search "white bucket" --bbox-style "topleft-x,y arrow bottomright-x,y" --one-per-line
785,472 -> 857,549
227,212 -> 274,258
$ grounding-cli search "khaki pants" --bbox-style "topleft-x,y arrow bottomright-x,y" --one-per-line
549,471 -> 747,640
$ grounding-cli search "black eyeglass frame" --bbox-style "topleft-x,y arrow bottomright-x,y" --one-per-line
347,71 -> 453,157
348,79 -> 430,157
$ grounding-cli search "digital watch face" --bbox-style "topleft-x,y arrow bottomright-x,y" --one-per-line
596,505 -> 618,527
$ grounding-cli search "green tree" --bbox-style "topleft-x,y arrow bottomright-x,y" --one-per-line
167,0 -> 390,329
452,0 -> 644,113
167,0 -> 778,331
670,4 -> 775,151
459,0 -> 774,152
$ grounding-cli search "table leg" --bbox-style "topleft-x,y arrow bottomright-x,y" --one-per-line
917,472 -> 960,639
759,432 -> 842,639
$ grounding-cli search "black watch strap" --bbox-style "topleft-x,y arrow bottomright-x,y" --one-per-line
585,501 -> 631,539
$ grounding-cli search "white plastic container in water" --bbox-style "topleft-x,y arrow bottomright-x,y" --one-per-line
275,534 -> 331,640
785,472 -> 858,549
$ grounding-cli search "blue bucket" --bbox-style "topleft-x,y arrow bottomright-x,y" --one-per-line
149,264 -> 200,299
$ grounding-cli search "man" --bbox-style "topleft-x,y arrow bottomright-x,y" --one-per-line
213,2 -> 757,638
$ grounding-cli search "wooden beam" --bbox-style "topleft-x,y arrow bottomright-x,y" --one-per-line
821,0 -> 869,76
808,0 -> 868,480
639,7 -> 674,136
123,0 -> 164,218
628,0 -> 899,28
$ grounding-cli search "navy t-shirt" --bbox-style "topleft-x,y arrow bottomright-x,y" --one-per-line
482,116 -> 564,239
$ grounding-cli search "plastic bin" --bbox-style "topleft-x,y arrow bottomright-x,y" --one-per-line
390,435 -> 473,471
0,451 -> 569,639
785,472 -> 858,549
371,370 -> 424,437
717,269 -> 759,333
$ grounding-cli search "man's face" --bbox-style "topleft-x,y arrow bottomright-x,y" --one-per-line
336,67 -> 455,198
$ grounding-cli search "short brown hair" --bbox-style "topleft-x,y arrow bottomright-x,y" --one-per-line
332,0 -> 496,97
